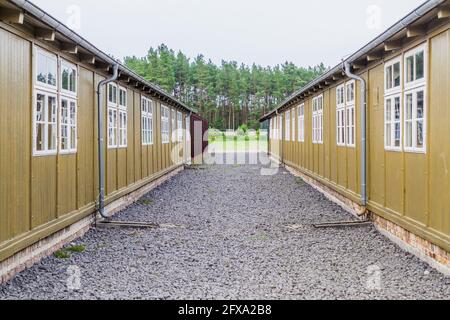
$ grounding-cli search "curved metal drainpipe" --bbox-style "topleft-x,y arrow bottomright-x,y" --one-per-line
97,64 -> 119,219
343,61 -> 367,207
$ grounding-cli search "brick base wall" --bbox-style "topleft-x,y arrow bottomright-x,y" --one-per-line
0,165 -> 184,284
283,162 -> 367,217
283,161 -> 450,276
373,215 -> 450,276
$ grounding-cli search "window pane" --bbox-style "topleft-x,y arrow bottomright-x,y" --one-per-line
48,96 -> 57,123
36,94 -> 45,122
70,101 -> 76,125
48,123 -> 57,150
406,56 -> 414,83
109,85 -> 113,103
36,123 -> 45,151
62,68 -> 69,91
406,94 -> 413,120
386,99 -> 392,121
69,68 -> 76,92
416,90 -> 424,119
119,89 -> 127,106
415,51 -> 424,80
386,124 -> 392,147
417,120 -> 424,148
48,58 -> 57,87
61,99 -> 68,124
70,126 -> 76,149
386,66 -> 392,89
406,122 -> 413,147
393,63 -> 401,87
61,124 -> 68,150
394,123 -> 401,147
394,97 -> 400,121
37,53 -> 47,84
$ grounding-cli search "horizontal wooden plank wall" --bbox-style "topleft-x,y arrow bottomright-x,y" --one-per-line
269,26 -> 450,253
0,26 -> 189,261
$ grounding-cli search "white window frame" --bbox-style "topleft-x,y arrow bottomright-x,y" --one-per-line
385,56 -> 402,96
161,105 -> 170,144
312,94 -> 323,144
141,97 -> 154,146
34,47 -> 58,91
60,59 -> 78,97
336,82 -> 356,147
118,109 -> 127,148
107,83 -> 118,149
404,87 -> 427,153
285,110 -> 291,141
59,59 -> 78,154
118,86 -> 127,148
177,111 -> 183,142
33,90 -> 58,156
298,104 -> 305,142
59,96 -> 77,154
108,107 -> 118,149
346,104 -> 355,148
345,80 -> 356,148
404,43 -> 427,91
336,84 -> 346,146
384,94 -> 402,152
108,82 -> 118,105
33,46 -> 59,157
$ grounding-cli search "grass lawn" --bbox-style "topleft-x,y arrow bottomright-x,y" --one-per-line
208,135 -> 268,153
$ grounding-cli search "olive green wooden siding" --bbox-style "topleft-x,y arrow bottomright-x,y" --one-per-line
0,26 -> 189,261
0,29 -> 31,244
269,26 -> 450,252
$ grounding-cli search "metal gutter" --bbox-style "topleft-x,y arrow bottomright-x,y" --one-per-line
343,61 -> 367,207
8,0 -> 196,114
259,0 -> 446,122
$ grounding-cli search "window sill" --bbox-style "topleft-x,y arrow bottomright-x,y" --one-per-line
35,83 -> 58,93
385,88 -> 402,96
404,81 -> 426,91
385,147 -> 402,153
59,151 -> 77,155
61,90 -> 78,98
404,148 -> 427,154
33,151 -> 57,157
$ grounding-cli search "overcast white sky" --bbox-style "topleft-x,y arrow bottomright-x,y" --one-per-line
31,0 -> 425,68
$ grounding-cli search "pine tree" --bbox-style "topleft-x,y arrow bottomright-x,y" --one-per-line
124,44 -> 326,130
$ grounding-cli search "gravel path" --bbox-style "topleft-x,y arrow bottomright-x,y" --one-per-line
1,157 -> 449,300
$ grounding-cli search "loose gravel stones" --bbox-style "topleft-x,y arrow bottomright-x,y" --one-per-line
0,159 -> 449,300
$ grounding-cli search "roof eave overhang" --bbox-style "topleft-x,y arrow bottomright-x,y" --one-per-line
259,0 -> 449,122
4,0 -> 196,114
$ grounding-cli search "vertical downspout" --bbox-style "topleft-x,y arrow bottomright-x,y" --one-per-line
188,111 -> 193,165
276,110 -> 283,164
96,64 -> 119,219
343,61 -> 367,206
